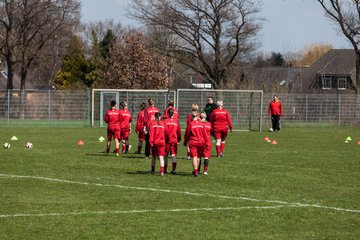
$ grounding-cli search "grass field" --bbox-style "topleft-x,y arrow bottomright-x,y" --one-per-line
0,127 -> 359,239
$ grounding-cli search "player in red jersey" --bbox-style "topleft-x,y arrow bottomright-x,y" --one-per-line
210,100 -> 233,157
104,100 -> 120,156
186,103 -> 200,159
268,95 -> 283,132
200,112 -> 212,175
119,101 -> 132,153
163,99 -> 179,122
144,98 -> 160,159
135,102 -> 146,154
164,108 -> 181,174
184,111 -> 208,177
149,112 -> 166,176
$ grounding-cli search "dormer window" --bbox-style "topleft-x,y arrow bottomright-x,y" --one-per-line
337,77 -> 346,90
322,76 -> 331,89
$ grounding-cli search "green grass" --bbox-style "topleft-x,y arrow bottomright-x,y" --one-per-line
0,127 -> 359,240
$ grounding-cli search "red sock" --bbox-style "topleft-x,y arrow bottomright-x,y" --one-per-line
204,166 -> 208,172
115,148 -> 119,154
160,166 -> 164,174
216,146 -> 221,155
122,145 -> 126,152
126,145 -> 129,151
172,162 -> 177,172
194,169 -> 199,175
220,143 -> 225,153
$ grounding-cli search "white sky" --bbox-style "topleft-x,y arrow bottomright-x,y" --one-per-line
80,0 -> 351,54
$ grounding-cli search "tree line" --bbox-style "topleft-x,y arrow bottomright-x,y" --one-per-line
1,0 -> 359,92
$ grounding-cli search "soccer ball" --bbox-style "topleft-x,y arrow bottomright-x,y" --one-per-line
269,128 -> 274,132
3,143 -> 11,149
25,142 -> 33,149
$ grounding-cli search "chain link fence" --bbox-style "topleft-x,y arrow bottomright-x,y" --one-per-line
0,89 -> 359,129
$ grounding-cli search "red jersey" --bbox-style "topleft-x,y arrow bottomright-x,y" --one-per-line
268,100 -> 283,116
135,109 -> 145,133
149,120 -> 166,146
163,106 -> 179,122
144,106 -> 160,128
186,112 -> 200,126
118,108 -> 132,129
203,121 -> 212,143
211,108 -> 233,131
164,118 -> 181,144
104,108 -> 120,127
184,119 -> 208,146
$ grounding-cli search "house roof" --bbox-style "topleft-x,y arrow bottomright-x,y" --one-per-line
312,49 -> 355,76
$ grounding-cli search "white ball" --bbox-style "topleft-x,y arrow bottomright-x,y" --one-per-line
3,142 -> 11,149
25,142 -> 33,149
269,128 -> 274,132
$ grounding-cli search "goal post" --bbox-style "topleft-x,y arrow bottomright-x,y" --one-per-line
176,89 -> 264,131
91,89 -> 176,127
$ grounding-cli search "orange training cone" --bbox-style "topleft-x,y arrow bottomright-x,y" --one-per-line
357,141 -> 360,145
77,140 -> 84,145
271,140 -> 278,145
263,137 -> 270,142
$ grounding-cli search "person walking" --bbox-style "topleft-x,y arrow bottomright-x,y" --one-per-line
104,100 -> 120,156
164,108 -> 181,174
135,102 -> 146,154
210,100 -> 233,157
118,101 -> 132,153
149,112 -> 166,176
268,95 -> 283,132
144,98 -> 160,159
184,111 -> 208,177
200,112 -> 212,175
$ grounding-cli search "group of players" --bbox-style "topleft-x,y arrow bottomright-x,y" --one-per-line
104,97 -> 233,177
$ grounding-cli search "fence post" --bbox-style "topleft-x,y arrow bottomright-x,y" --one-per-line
305,95 -> 308,125
48,90 -> 51,127
7,89 -> 10,126
338,94 -> 341,126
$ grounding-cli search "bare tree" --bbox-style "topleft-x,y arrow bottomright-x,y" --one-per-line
130,0 -> 262,89
0,0 -> 80,91
101,33 -> 173,89
316,0 -> 360,91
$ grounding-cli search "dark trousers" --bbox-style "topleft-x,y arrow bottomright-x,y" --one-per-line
145,133 -> 150,157
271,115 -> 281,131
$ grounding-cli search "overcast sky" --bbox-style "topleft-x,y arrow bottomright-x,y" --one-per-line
80,0 -> 351,54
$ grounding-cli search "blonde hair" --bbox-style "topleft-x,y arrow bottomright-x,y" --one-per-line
217,100 -> 223,107
200,112 -> 207,122
191,103 -> 199,111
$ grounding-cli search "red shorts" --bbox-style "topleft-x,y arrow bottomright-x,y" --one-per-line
107,125 -> 120,140
203,141 -> 212,158
166,143 -> 178,155
137,130 -> 145,141
151,145 -> 166,157
120,128 -> 130,140
188,145 -> 204,158
213,128 -> 228,140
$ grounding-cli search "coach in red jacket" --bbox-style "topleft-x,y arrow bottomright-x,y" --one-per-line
268,95 -> 283,132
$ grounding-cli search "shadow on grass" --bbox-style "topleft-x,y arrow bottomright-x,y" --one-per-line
125,170 -> 194,177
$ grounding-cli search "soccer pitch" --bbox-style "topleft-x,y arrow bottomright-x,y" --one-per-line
0,127 -> 359,239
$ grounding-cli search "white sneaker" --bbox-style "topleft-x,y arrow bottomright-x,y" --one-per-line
187,156 -> 191,160
128,145 -> 132,151
203,171 -> 208,175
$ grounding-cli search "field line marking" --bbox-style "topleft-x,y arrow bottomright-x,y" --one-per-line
1,173 -> 359,214
0,205 -> 287,218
